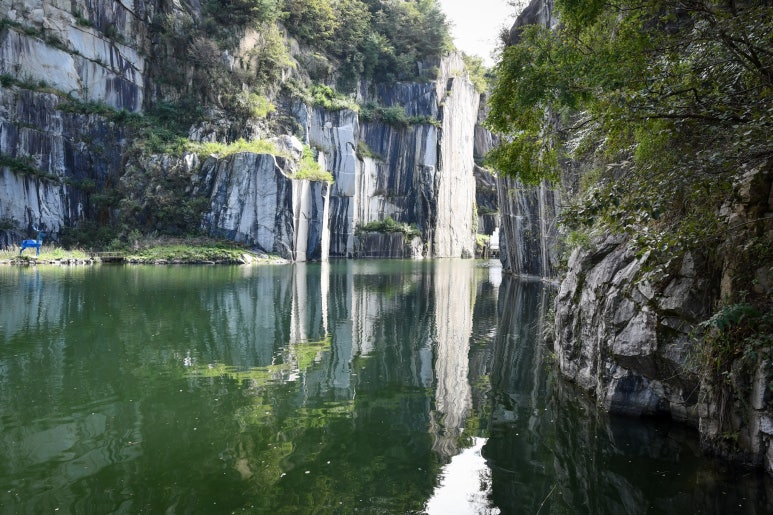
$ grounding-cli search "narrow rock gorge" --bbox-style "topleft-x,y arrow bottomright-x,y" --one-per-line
3,0 -> 769,479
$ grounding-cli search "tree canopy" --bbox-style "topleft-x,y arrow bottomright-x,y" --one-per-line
282,0 -> 452,86
486,0 -> 773,257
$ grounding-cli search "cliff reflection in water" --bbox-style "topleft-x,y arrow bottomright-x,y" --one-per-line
431,259 -> 475,459
1,264 -> 771,513
0,261 -> 494,513
484,277 -> 773,514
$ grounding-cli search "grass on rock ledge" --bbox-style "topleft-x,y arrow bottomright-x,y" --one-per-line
126,245 -> 255,264
123,237 -> 283,264
0,246 -> 91,263
0,238 -> 284,265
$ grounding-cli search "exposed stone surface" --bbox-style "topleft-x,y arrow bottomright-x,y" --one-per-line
309,108 -> 360,257
497,177 -> 560,277
698,164 -> 773,473
553,230 -> 710,421
0,2 -> 145,111
434,76 -> 479,258
505,0 -> 773,475
495,3 -> 563,278
196,149 -> 329,261
0,1 -> 484,261
507,0 -> 556,44
306,55 -> 481,259
475,165 -> 498,236
553,164 -> 773,472
0,85 -> 126,234
0,168 -> 69,233
0,0 -> 142,241
354,232 -> 422,259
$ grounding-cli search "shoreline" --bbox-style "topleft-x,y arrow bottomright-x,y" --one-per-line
0,255 -> 289,266
0,235 -> 295,265
0,244 -> 289,266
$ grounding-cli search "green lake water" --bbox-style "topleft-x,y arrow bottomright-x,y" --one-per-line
0,260 -> 770,514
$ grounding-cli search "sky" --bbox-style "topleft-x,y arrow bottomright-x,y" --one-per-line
438,0 -> 521,66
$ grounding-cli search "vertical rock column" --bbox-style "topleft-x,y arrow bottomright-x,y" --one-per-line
291,179 -> 329,262
309,109 -> 360,257
435,76 -> 479,258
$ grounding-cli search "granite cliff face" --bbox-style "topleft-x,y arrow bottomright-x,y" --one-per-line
189,54 -> 482,260
0,0 -> 138,238
497,178 -> 560,277
553,167 -> 773,471
494,2 -> 560,278
0,0 -> 145,111
0,2 -> 486,260
503,0 -> 773,473
196,148 -> 330,261
306,55 -> 481,259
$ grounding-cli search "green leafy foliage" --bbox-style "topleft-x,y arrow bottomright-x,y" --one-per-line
233,92 -> 276,119
59,220 -> 120,249
461,53 -> 490,93
0,215 -> 18,231
701,304 -> 761,333
295,146 -> 333,182
310,84 -> 360,111
148,100 -> 204,133
283,0 -> 452,85
488,0 -> 773,263
698,302 -> 773,398
357,216 -> 420,239
356,140 -> 383,160
117,155 -> 210,237
281,0 -> 338,45
0,153 -> 44,178
205,0 -> 279,26
360,103 -> 407,126
475,234 -> 490,249
488,0 -> 773,177
359,102 -> 439,128
189,138 -> 280,160
125,241 -> 255,263
488,1 -> 773,441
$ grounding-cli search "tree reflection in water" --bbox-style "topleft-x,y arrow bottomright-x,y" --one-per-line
0,264 -> 770,513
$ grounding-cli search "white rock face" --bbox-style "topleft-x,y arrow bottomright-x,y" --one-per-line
0,83 -> 126,235
0,0 -> 140,239
0,2 -> 145,111
309,109 -> 360,257
201,153 -> 292,255
199,151 -> 329,261
0,3 -> 484,263
307,54 -> 480,259
291,178 -> 330,262
435,76 -> 479,258
553,235 -> 697,419
0,167 -> 68,232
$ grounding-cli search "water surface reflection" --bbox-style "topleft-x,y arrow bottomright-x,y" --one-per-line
482,278 -> 773,514
0,263 -> 770,513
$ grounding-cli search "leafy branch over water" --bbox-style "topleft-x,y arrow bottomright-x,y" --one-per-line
487,0 -> 772,259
